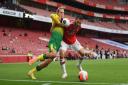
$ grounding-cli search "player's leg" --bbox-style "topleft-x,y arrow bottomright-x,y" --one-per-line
28,54 -> 51,79
73,39 -> 97,58
74,40 -> 97,71
72,40 -> 85,71
77,48 -> 97,71
77,57 -> 83,71
29,50 -> 58,65
28,49 -> 56,79
29,31 -> 62,65
28,51 -> 56,79
29,54 -> 47,65
60,50 -> 67,79
28,58 -> 53,79
77,48 -> 85,71
28,43 -> 57,79
59,41 -> 68,79
28,31 -> 63,79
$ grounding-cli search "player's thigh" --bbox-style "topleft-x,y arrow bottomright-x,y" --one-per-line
48,31 -> 63,53
39,59 -> 53,67
59,41 -> 69,58
78,48 -> 85,56
60,41 -> 69,52
46,51 -> 57,58
72,40 -> 83,52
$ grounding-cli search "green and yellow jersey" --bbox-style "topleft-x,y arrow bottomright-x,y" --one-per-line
48,13 -> 64,52
50,13 -> 64,36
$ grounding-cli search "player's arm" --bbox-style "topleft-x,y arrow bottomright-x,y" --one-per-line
50,14 -> 64,27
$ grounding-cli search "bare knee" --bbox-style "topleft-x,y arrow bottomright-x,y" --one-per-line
60,50 -> 66,59
46,52 -> 56,58
37,59 -> 53,71
44,59 -> 52,67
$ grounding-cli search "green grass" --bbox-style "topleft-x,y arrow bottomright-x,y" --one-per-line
0,58 -> 128,85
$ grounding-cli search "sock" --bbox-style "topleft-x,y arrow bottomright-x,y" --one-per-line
60,59 -> 67,74
37,54 -> 47,61
36,65 -> 43,71
31,67 -> 37,73
77,58 -> 83,71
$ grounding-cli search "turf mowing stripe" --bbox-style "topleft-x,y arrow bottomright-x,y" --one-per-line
0,78 -> 116,85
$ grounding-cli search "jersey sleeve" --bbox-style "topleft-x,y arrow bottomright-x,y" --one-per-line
50,14 -> 61,25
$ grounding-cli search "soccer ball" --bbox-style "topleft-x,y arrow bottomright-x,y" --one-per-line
62,18 -> 70,27
79,70 -> 88,81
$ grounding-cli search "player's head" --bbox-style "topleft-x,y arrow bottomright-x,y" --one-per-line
56,6 -> 64,18
74,17 -> 82,27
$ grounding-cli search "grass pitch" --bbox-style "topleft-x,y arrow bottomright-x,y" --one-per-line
0,58 -> 128,85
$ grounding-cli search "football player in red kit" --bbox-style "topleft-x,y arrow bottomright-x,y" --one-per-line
59,17 -> 97,79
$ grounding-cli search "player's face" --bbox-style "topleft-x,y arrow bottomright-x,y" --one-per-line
75,18 -> 81,27
58,9 -> 64,18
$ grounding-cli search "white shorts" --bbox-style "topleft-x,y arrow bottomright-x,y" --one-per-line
60,40 -> 83,51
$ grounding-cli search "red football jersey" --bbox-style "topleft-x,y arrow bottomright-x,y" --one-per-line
63,23 -> 81,44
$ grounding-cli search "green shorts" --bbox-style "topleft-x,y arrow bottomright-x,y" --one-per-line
48,30 -> 63,52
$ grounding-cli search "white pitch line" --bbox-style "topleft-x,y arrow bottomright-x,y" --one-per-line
0,78 -> 114,85
42,83 -> 51,85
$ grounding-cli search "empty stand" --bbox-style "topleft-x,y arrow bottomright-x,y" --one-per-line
0,26 -> 126,55
90,0 -> 128,7
0,27 -> 49,55
85,20 -> 128,30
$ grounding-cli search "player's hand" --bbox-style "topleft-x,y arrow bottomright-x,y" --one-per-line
89,52 -> 97,58
53,57 -> 59,62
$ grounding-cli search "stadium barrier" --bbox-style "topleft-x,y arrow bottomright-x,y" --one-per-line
0,8 -> 23,18
0,55 -> 28,63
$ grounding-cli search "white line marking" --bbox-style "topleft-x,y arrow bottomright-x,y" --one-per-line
0,78 -> 117,85
42,83 -> 51,85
